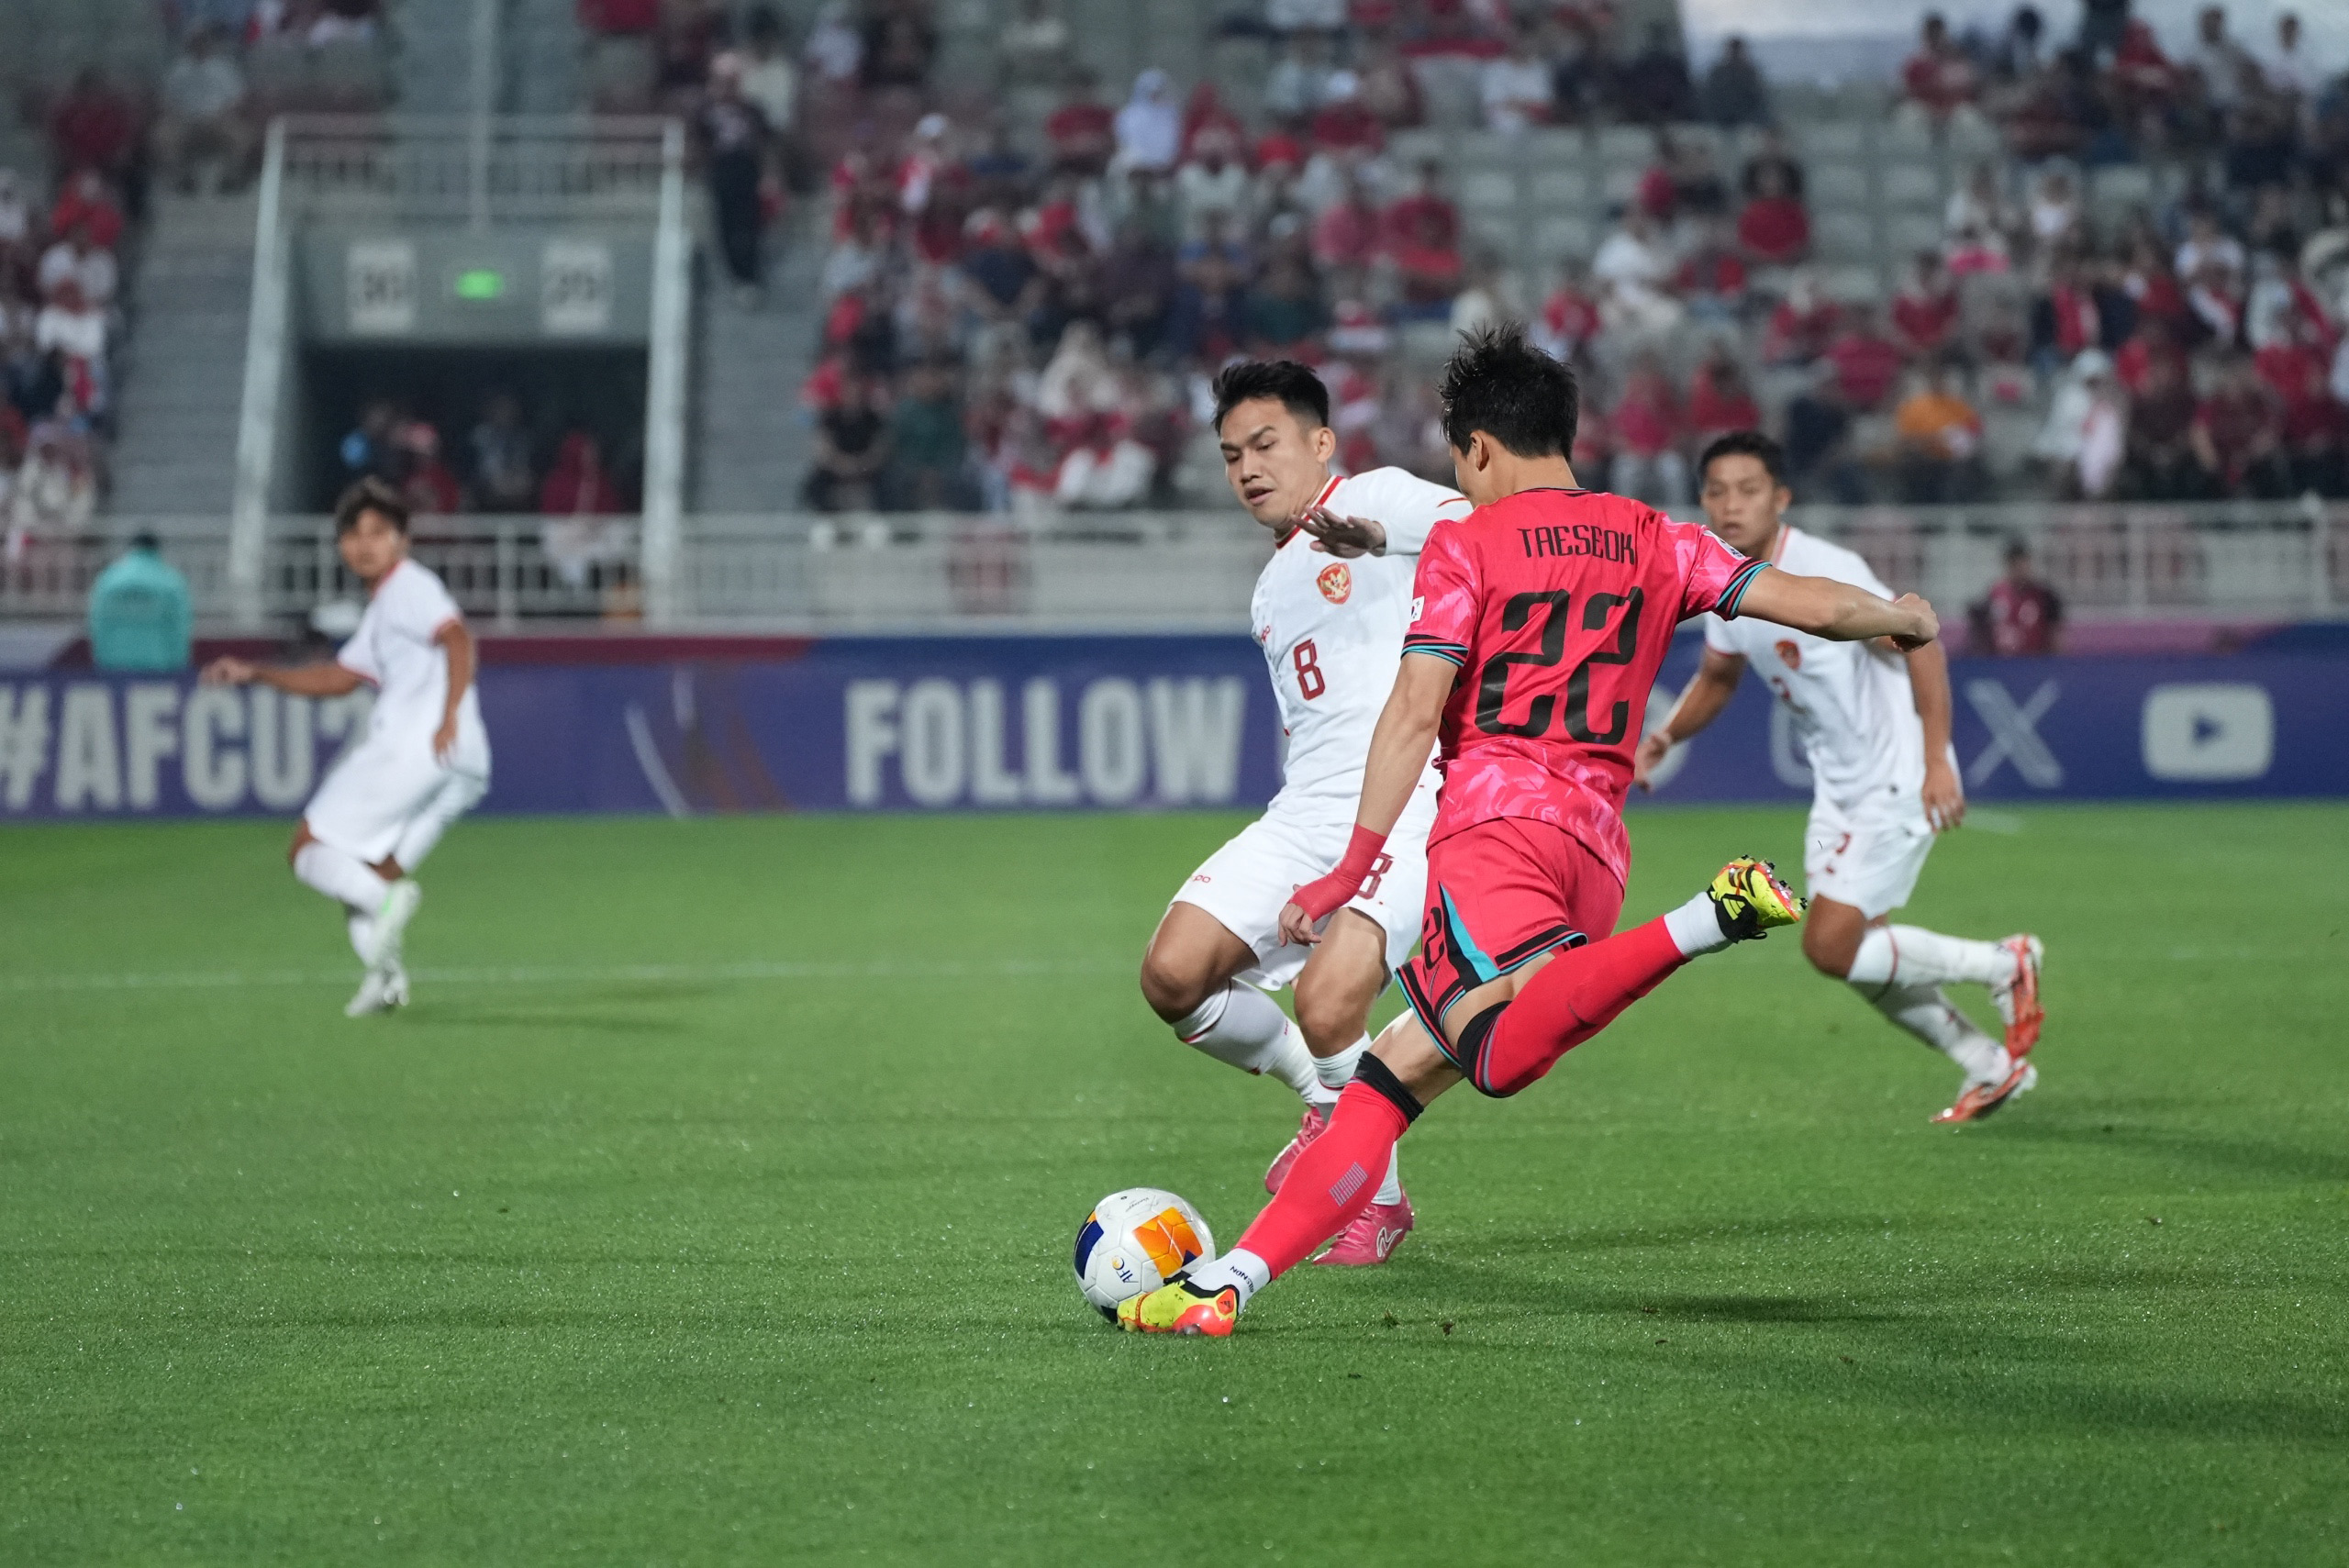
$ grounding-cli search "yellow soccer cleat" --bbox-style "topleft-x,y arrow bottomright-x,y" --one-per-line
1116,1278 -> 1240,1337
1708,856 -> 1806,942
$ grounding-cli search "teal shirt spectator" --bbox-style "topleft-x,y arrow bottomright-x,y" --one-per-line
88,535 -> 194,672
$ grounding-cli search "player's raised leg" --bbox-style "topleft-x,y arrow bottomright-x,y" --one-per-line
1804,896 -> 2042,1123
1120,859 -> 1801,1334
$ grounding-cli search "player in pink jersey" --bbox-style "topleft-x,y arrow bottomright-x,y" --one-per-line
1119,326 -> 1940,1335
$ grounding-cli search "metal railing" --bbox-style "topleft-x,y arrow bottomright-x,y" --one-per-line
273,114 -> 675,226
8,504 -> 2344,631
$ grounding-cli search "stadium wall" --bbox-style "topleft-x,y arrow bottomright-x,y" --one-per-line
1,636 -> 2343,820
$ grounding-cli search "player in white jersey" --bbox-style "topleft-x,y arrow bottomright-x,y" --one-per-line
1137,361 -> 1470,1264
202,479 -> 492,1018
1634,434 -> 2043,1123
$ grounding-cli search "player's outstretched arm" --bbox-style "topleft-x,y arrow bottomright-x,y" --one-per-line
1634,647 -> 1746,791
199,656 -> 365,697
1737,570 -> 1939,650
1276,651 -> 1455,947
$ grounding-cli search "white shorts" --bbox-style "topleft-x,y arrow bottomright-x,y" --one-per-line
1170,779 -> 1435,990
305,731 -> 489,867
1804,789 -> 1935,920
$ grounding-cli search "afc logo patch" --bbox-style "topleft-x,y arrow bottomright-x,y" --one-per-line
1317,562 -> 1353,604
1776,639 -> 1802,671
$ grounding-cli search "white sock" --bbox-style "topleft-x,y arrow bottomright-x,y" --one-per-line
1185,1245 -> 1272,1307
295,841 -> 390,914
1172,983 -> 1320,1101
1374,1149 -> 1404,1207
1866,981 -> 2010,1084
346,911 -> 377,964
1664,888 -> 1731,957
1847,926 -> 2014,989
1310,1033 -> 1369,1099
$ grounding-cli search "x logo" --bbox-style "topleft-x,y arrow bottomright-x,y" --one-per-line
1965,679 -> 2064,789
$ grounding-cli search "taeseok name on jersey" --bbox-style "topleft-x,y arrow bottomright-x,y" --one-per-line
1516,524 -> 1639,564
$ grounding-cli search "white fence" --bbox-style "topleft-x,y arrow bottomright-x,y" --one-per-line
6,504 -> 2344,631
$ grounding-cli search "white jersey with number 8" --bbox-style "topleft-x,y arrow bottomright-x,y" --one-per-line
1251,466 -> 1470,810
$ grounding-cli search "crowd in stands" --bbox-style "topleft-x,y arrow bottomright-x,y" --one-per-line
3,2 -> 390,561
334,395 -> 641,587
730,0 -> 2349,515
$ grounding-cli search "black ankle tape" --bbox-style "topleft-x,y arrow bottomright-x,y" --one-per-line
1353,1051 -> 1424,1125
1453,1001 -> 1512,1098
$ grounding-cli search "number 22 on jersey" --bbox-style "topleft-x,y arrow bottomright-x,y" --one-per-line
1475,588 -> 1645,742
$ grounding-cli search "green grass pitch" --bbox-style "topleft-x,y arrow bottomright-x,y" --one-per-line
4,804 -> 2346,1565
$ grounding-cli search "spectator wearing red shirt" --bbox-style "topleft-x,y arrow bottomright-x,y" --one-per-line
2113,317 -> 2182,396
1386,193 -> 1463,320
2193,353 -> 2294,497
49,171 -> 126,253
1609,351 -> 1689,506
1385,162 -> 1460,255
1761,274 -> 1840,365
1179,83 -> 1246,164
1532,261 -> 1601,362
1891,250 -> 1960,358
1823,305 -> 1906,412
1971,541 -> 2064,656
1312,177 -> 1385,294
1045,75 -> 1115,177
2123,349 -> 2203,498
1675,221 -> 1747,325
49,69 -> 142,190
1736,160 -> 1809,267
2255,330 -> 2344,495
1898,13 -> 1981,128
2033,254 -> 2104,370
1687,345 -> 1761,445
578,0 -> 661,33
1309,73 -> 1386,157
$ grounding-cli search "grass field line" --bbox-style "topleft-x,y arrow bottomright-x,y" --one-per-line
0,956 -> 1133,994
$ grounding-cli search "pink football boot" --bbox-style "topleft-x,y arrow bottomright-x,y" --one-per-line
1264,1104 -> 1330,1194
1313,1195 -> 1415,1266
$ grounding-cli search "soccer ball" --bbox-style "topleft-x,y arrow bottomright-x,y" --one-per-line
1073,1187 -> 1215,1319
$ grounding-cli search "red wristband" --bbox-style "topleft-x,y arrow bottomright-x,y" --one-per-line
1291,825 -> 1391,922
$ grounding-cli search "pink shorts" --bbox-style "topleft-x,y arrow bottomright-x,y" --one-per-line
1397,817 -> 1626,1062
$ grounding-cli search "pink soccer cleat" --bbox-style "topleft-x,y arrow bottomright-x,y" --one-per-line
1992,935 -> 2044,1056
1264,1104 -> 1330,1195
1313,1195 -> 1414,1266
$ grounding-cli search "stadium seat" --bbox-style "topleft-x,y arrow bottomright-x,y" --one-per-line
1880,161 -> 1943,208
1524,166 -> 1587,211
1815,208 -> 1878,263
1809,161 -> 1870,207
1887,209 -> 1946,258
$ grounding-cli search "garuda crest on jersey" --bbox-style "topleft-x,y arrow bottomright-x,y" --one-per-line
1317,562 -> 1353,604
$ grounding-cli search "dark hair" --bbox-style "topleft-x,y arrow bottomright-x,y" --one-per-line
1210,359 -> 1330,438
1436,322 -> 1579,459
1698,430 -> 1787,488
333,476 -> 411,536
130,529 -> 161,552
2004,535 -> 2032,561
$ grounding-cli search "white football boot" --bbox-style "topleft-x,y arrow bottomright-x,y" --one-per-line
369,880 -> 423,971
344,964 -> 409,1018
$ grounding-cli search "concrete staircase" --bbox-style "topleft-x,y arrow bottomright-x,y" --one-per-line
506,0 -> 584,116
107,195 -> 256,517
688,211 -> 824,512
392,0 -> 481,115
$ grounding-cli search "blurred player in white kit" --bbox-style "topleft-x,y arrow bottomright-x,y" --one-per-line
1137,361 -> 1470,1264
1636,433 -> 2043,1122
203,478 -> 492,1018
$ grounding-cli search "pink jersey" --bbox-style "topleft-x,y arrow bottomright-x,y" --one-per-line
1401,488 -> 1766,885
